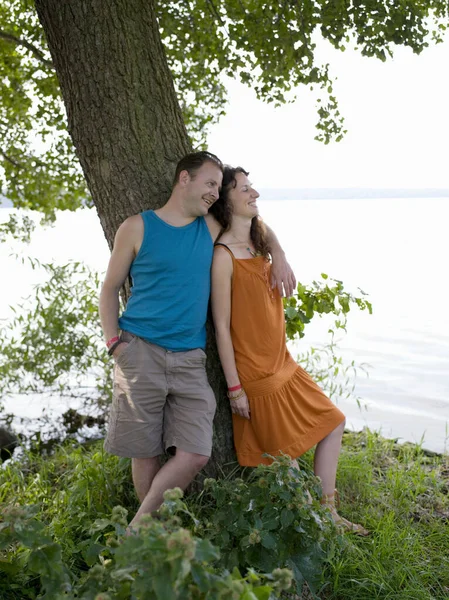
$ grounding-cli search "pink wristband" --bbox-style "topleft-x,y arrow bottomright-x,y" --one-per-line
228,384 -> 242,392
106,335 -> 119,349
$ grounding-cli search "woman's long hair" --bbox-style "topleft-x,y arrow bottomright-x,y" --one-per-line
210,166 -> 271,258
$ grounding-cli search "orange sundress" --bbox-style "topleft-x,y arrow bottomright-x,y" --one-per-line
217,244 -> 345,466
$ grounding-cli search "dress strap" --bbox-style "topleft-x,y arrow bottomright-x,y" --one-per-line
214,242 -> 235,258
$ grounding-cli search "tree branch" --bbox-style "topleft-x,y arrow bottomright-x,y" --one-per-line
0,148 -> 52,170
206,0 -> 224,27
0,29 -> 54,68
0,150 -> 23,169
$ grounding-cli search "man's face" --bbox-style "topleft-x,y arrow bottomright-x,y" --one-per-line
183,162 -> 223,216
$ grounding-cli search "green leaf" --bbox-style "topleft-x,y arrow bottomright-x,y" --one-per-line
289,545 -> 324,593
285,306 -> 297,319
83,541 -> 107,566
260,532 -> 276,549
280,508 -> 295,528
28,543 -> 61,575
263,518 -> 279,531
195,538 -> 220,562
190,563 -> 215,592
89,518 -> 112,533
153,570 -> 175,599
251,586 -> 273,600
241,591 -> 259,600
0,558 -> 21,575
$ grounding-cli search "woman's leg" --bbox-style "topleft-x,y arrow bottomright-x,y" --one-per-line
313,419 -> 369,535
314,419 -> 345,496
288,421 -> 345,509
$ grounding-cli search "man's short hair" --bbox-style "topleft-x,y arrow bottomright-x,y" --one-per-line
173,151 -> 223,186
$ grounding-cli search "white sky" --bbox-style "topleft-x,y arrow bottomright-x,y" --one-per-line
207,35 -> 449,190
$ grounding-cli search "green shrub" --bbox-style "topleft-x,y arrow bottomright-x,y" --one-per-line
0,493 -> 293,599
2,434 -> 448,599
0,442 -> 136,577
189,454 -> 340,596
0,259 -> 111,435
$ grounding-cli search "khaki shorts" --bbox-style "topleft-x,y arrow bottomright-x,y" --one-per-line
104,332 -> 216,458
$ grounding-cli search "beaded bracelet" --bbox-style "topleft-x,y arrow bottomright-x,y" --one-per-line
227,389 -> 245,402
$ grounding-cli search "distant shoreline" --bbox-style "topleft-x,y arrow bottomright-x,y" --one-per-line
258,188 -> 449,201
2,189 -> 449,208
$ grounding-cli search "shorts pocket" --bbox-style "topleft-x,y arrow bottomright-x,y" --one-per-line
116,333 -> 138,366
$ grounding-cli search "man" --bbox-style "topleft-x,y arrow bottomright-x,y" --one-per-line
99,151 -> 295,530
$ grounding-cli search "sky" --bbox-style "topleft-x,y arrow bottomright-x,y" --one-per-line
207,34 -> 449,190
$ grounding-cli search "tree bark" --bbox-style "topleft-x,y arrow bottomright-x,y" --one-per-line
34,0 -> 236,478
34,0 -> 190,246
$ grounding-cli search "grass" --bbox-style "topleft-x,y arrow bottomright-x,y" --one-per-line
0,429 -> 448,599
321,430 -> 449,599
0,441 -> 137,578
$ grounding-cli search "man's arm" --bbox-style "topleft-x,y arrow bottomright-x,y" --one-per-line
204,212 -> 222,242
265,225 -> 296,297
99,215 -> 143,356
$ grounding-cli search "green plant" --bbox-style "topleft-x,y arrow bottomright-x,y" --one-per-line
325,430 -> 449,599
0,442 -> 135,578
297,338 -> 369,407
0,258 -> 111,437
283,274 -> 372,409
0,212 -> 36,244
284,274 -> 372,341
0,492 -> 293,599
190,454 -> 339,597
1,433 -> 448,599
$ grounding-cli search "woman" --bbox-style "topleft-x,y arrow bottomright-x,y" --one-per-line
210,166 -> 368,535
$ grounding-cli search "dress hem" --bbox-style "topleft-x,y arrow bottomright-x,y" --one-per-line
236,411 -> 345,467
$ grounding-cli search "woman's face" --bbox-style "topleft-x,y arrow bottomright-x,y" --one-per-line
228,172 -> 260,218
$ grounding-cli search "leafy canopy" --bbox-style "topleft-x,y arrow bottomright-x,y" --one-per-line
0,0 -> 447,218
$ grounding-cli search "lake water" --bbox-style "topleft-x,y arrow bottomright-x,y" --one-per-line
1,196 -> 449,453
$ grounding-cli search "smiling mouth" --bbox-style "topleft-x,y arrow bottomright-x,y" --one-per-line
203,198 -> 214,206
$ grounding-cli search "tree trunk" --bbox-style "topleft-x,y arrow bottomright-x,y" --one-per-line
34,0 -> 190,246
34,0 -> 236,477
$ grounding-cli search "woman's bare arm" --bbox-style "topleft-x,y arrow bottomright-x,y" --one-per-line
211,247 -> 250,419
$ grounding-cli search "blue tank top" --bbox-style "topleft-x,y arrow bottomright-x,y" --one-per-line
118,210 -> 213,351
